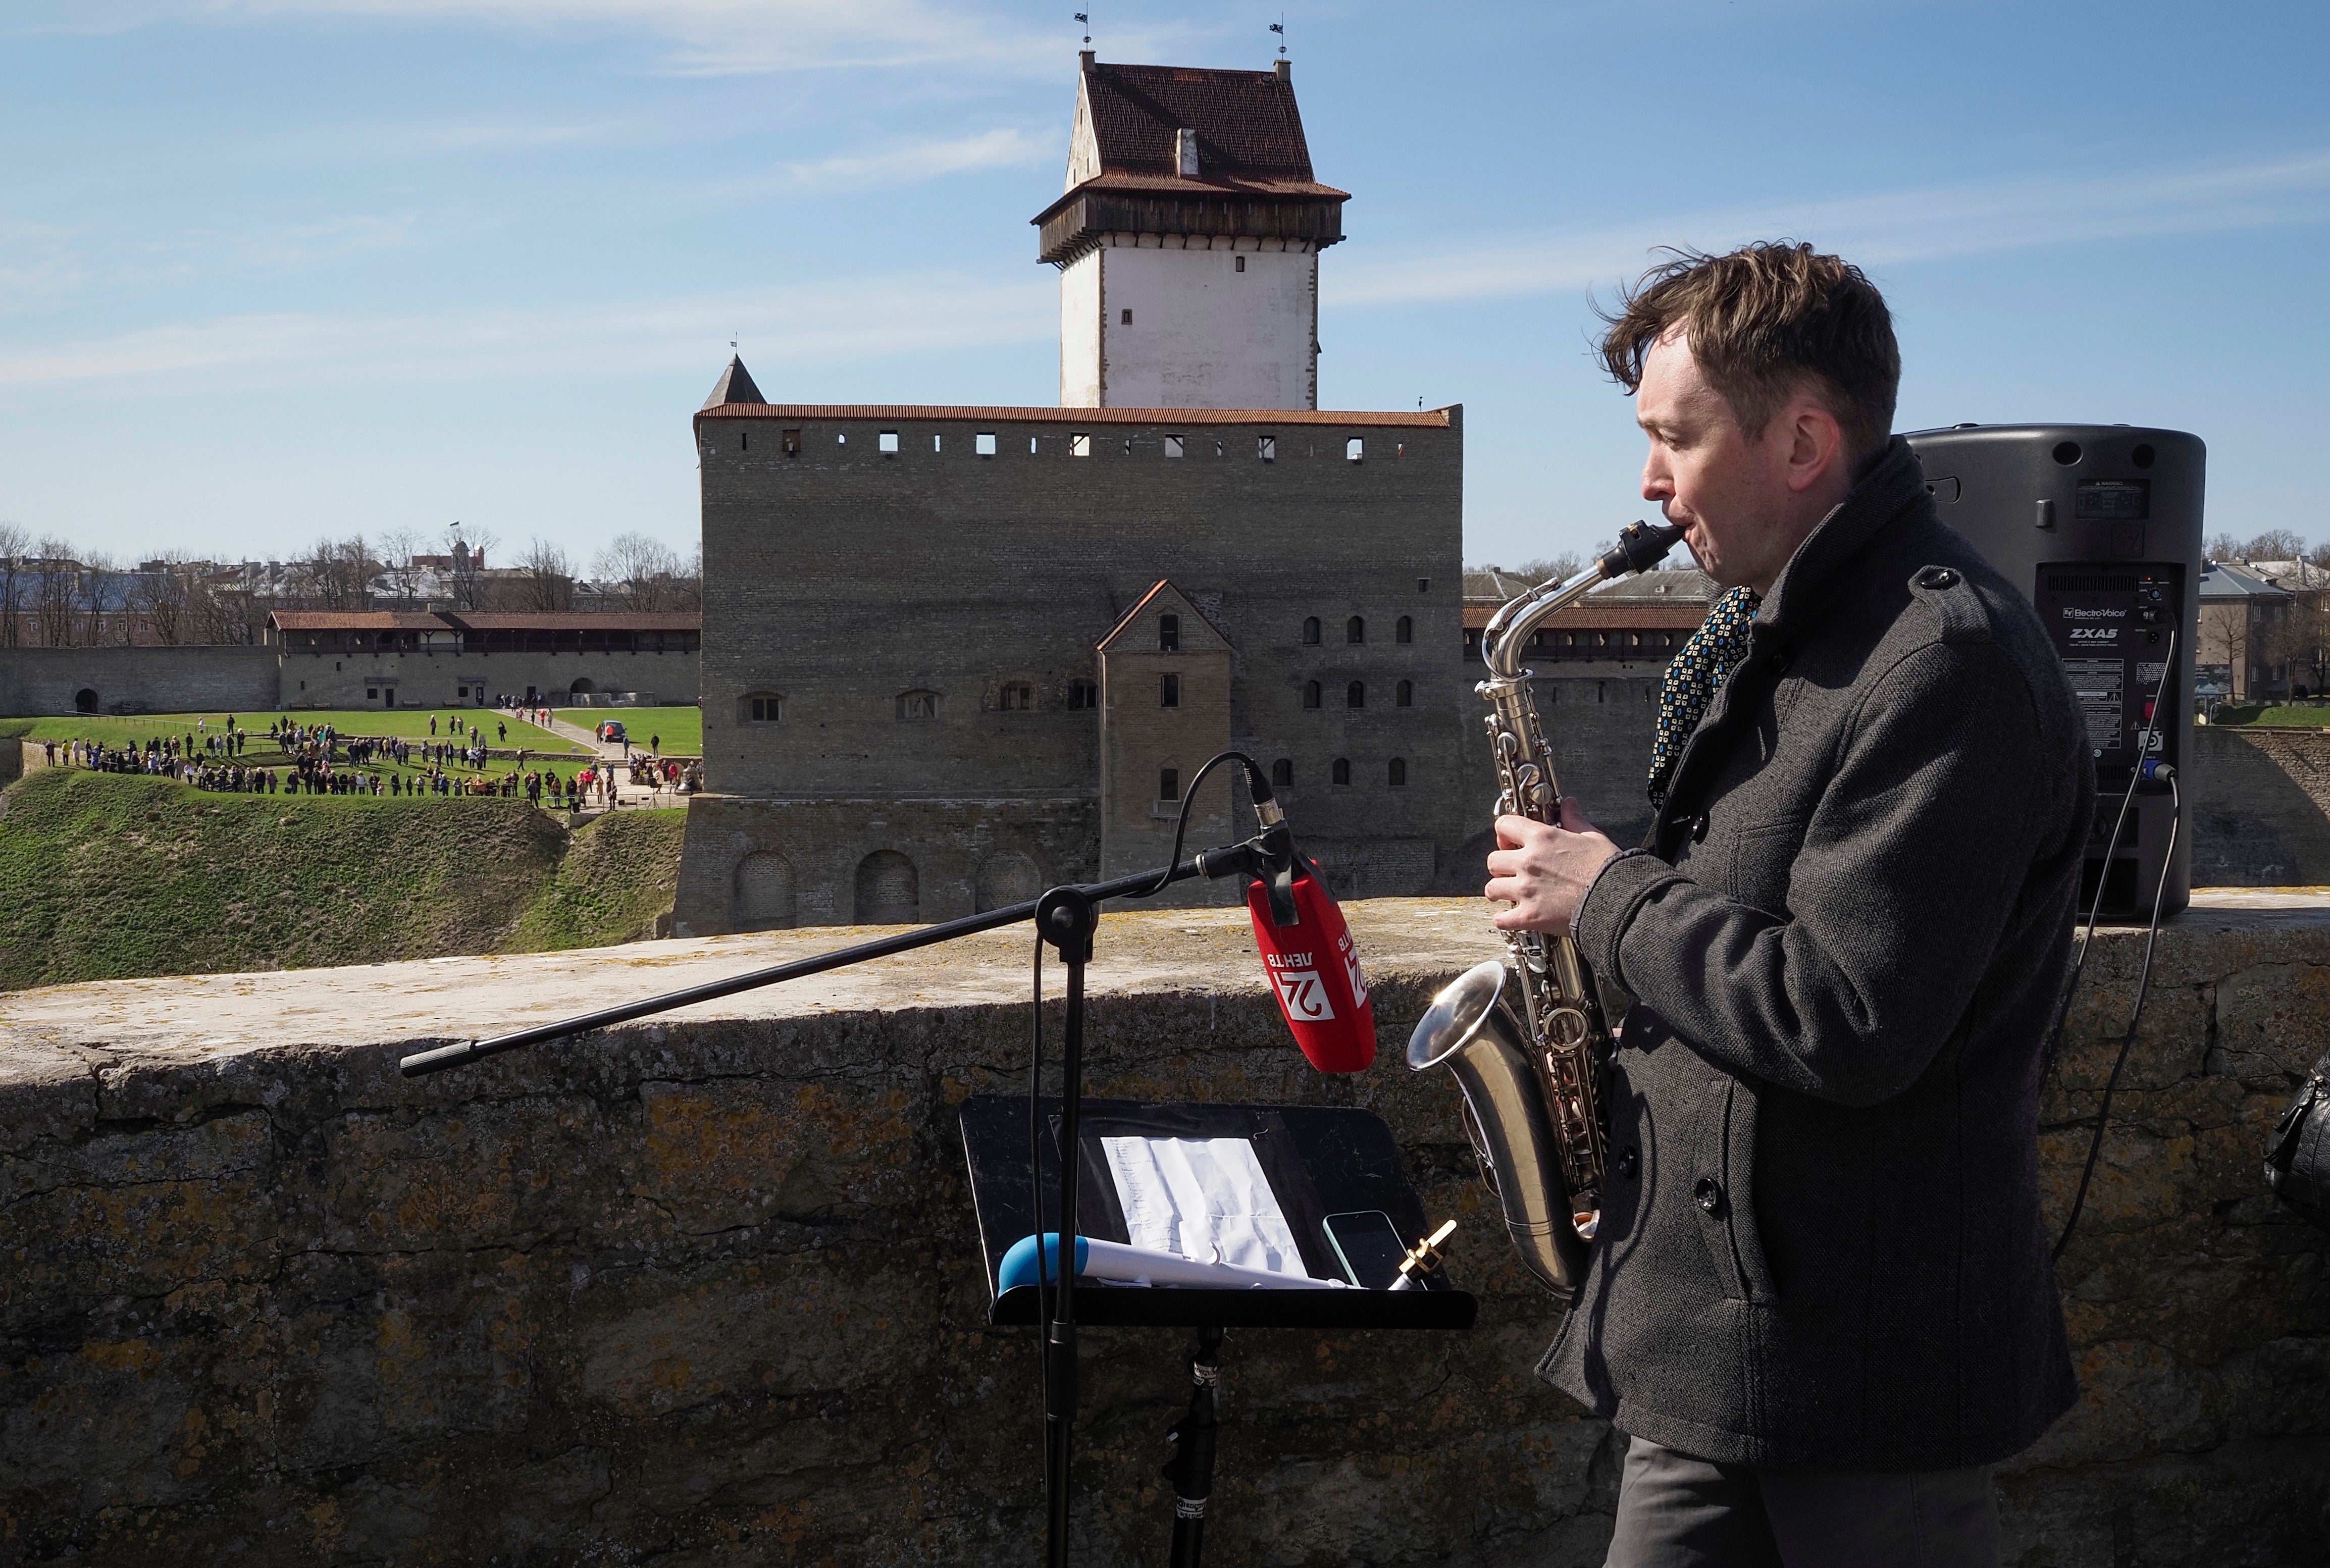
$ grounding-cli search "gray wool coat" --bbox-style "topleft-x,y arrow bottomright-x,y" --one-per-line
1543,438 -> 2092,1472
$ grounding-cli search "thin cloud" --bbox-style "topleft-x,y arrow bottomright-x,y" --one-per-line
1330,148 -> 2330,309
778,127 -> 1056,190
0,273 -> 1055,396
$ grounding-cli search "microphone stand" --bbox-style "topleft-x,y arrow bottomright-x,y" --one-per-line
396,819 -> 1296,1568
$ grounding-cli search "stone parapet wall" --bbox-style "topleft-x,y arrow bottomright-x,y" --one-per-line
1,897 -> 2324,1565
0,645 -> 280,718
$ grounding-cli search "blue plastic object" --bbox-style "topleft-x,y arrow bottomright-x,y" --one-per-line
998,1232 -> 1089,1291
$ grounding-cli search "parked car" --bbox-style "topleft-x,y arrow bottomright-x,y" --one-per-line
597,719 -> 628,744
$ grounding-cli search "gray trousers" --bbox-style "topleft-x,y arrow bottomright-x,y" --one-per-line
1606,1436 -> 2001,1568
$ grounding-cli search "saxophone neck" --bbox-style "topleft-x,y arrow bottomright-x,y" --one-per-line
1480,519 -> 1686,680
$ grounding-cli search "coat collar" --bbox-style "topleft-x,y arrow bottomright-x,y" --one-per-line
1753,436 -> 1931,640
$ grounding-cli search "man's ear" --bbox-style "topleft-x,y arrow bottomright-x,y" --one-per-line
1783,399 -> 1847,495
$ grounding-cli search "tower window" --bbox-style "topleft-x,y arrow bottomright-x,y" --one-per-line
1303,681 -> 1322,710
1215,440 -> 1225,458
782,428 -> 801,455
1417,578 -> 1429,593
1235,255 -> 1246,273
878,431 -> 900,453
1347,681 -> 1365,709
1165,435 -> 1185,458
976,432 -> 997,456
1070,433 -> 1092,457
1388,758 -> 1408,787
745,694 -> 783,723
999,683 -> 1035,711
740,432 -> 748,450
1068,679 -> 1098,709
1347,615 -> 1365,644
1158,766 -> 1180,801
1159,614 -> 1180,651
1159,672 -> 1181,708
1331,758 -> 1351,786
1395,615 -> 1413,644
1346,439 -> 1364,462
932,434 -> 943,452
1121,307 -> 1133,325
1301,616 -> 1321,645
1257,436 -> 1275,461
1271,758 -> 1293,787
1396,678 -> 1414,707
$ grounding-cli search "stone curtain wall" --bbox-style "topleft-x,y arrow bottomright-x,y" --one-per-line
0,645 -> 280,718
1,899 -> 2324,1566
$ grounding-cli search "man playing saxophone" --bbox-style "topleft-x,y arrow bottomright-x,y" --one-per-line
1482,243 -> 2091,1565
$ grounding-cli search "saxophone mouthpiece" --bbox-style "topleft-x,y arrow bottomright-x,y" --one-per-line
1596,519 -> 1688,580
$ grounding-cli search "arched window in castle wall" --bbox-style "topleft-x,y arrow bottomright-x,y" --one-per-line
1347,681 -> 1365,709
1388,758 -> 1408,787
1271,758 -> 1293,787
1395,615 -> 1413,645
1331,758 -> 1352,786
1301,617 -> 1321,645
1347,616 -> 1365,644
1396,679 -> 1414,707
855,851 -> 920,924
1303,681 -> 1322,710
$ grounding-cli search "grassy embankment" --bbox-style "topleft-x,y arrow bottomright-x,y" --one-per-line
555,706 -> 701,755
4,710 -> 595,793
2211,704 -> 2330,727
0,768 -> 686,991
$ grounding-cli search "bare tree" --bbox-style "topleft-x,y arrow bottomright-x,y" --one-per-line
443,525 -> 498,610
591,532 -> 685,610
1508,553 -> 1586,587
133,551 -> 195,645
0,522 -> 27,647
2208,532 -> 2243,562
80,553 -> 125,645
2197,601 -> 2250,700
2244,528 -> 2309,562
33,538 -> 77,647
514,538 -> 576,612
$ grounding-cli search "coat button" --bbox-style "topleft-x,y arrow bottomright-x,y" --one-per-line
1617,1145 -> 1640,1180
1694,1177 -> 1724,1215
1915,565 -> 1960,590
1691,814 -> 1710,843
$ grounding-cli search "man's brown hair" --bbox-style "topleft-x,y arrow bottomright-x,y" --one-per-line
1598,242 -> 1900,459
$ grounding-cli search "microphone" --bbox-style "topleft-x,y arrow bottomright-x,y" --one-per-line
1230,765 -> 1378,1074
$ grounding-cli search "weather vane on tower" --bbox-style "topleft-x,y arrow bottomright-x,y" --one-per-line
1074,11 -> 1089,47
1270,16 -> 1286,57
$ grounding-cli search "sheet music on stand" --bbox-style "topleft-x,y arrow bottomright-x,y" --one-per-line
1100,1136 -> 1317,1280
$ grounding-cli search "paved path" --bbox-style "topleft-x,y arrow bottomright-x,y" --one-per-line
515,710 -> 687,812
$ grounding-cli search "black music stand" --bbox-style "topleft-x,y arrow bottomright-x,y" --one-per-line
960,1094 -> 1476,1565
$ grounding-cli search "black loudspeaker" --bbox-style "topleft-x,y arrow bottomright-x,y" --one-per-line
1904,424 -> 2204,920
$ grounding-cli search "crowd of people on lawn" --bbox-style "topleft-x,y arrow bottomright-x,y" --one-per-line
38,712 -> 702,808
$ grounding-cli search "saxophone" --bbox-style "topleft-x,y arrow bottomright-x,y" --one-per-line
1408,519 -> 1686,1301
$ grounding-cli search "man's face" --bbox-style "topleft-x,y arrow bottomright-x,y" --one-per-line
1635,331 -> 1802,593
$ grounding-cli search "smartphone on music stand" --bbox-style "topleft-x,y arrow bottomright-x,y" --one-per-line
1322,1209 -> 1409,1290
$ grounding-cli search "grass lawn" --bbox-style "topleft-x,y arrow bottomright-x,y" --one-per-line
1,708 -> 582,753
555,705 -> 701,755
2210,704 -> 2330,727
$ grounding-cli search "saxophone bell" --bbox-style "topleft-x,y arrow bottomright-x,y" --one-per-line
1409,960 -> 1594,1301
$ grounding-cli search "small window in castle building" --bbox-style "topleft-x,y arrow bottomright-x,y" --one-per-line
1389,758 -> 1408,787
1121,307 -> 1133,325
1347,681 -> 1365,709
1332,758 -> 1352,786
1030,436 -> 1040,453
1165,435 -> 1185,458
1159,672 -> 1181,708
1271,758 -> 1293,787
879,431 -> 900,454
747,695 -> 783,722
999,683 -> 1034,711
1158,766 -> 1180,802
783,428 -> 801,455
1417,577 -> 1430,593
1159,614 -> 1180,652
1396,678 -> 1414,707
1347,438 -> 1363,462
367,688 -> 379,702
976,432 -> 998,456
1215,440 -> 1225,458
1397,443 -> 1407,458
740,431 -> 749,451
1068,680 -> 1098,709
1303,681 -> 1322,710
933,434 -> 943,452
1124,437 -> 1133,455
1258,436 -> 1276,461
1235,255 -> 1247,273
897,690 -> 940,721
1301,616 -> 1321,645
1347,615 -> 1365,644
1071,433 -> 1092,457
1396,615 -> 1413,644
838,432 -> 847,444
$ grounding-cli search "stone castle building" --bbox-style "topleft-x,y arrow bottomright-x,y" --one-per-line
671,55 -> 1471,932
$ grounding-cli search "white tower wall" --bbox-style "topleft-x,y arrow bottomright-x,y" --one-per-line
1060,237 -> 1318,410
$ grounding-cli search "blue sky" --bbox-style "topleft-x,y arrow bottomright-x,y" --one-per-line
3,1 -> 2327,572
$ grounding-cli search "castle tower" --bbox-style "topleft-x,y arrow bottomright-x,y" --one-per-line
1032,54 -> 1348,410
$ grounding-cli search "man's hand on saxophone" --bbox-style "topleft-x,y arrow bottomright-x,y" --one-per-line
1483,798 -> 1619,937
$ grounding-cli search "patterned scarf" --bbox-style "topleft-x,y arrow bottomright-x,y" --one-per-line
1647,584 -> 1762,810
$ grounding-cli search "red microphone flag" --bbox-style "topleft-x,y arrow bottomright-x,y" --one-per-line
1245,864 -> 1377,1072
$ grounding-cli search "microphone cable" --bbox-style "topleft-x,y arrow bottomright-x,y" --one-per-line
2047,628 -> 2179,1261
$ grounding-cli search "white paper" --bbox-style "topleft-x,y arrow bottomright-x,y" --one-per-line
1100,1136 -> 1315,1279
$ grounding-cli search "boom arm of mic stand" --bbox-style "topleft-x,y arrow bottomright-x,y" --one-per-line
398,840 -> 1268,1078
